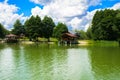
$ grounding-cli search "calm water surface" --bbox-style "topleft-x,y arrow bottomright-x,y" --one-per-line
0,43 -> 120,80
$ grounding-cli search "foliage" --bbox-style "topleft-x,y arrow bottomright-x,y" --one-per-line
24,16 -> 36,41
0,23 -> 9,38
24,15 -> 55,42
24,15 -> 42,41
1,15 -> 69,42
75,30 -> 88,40
42,16 -> 55,42
12,19 -> 25,36
91,9 -> 120,40
86,26 -> 92,39
53,22 -> 68,40
35,15 -> 43,37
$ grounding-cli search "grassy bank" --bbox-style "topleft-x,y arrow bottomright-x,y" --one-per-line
1,37 -> 119,47
78,40 -> 119,47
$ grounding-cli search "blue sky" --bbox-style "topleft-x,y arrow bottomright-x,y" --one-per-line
88,0 -> 120,11
0,0 -> 120,30
7,0 -> 43,16
3,0 -> 120,16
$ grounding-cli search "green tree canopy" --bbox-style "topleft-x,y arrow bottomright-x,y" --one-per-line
12,19 -> 25,36
86,26 -> 92,39
24,15 -> 42,41
75,30 -> 88,40
42,16 -> 55,42
35,15 -> 43,37
53,22 -> 68,40
0,23 -> 9,38
91,9 -> 120,40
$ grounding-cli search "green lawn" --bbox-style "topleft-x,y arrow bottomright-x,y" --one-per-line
78,40 -> 119,47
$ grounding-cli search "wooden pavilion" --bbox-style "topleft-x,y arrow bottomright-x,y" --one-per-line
61,32 -> 78,44
5,34 -> 18,43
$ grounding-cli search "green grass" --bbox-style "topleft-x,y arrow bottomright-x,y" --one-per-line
38,37 -> 58,42
93,40 -> 119,47
19,37 -> 58,42
19,37 -> 119,47
78,40 -> 119,47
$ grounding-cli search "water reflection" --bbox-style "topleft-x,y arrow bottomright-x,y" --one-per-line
0,44 -> 120,80
0,47 -> 15,79
66,48 -> 94,80
89,47 -> 120,80
22,44 -> 69,80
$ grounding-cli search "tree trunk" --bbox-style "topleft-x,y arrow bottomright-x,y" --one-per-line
48,38 -> 50,42
36,37 -> 38,42
29,38 -> 32,41
118,39 -> 120,47
119,40 -> 120,47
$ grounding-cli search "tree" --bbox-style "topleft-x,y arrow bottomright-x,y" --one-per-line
42,16 -> 55,42
91,10 -> 104,40
24,16 -> 36,41
24,15 -> 43,41
0,23 -> 9,38
86,26 -> 92,39
12,19 -> 25,36
91,9 -> 120,40
75,30 -> 88,40
53,22 -> 68,40
35,15 -> 43,38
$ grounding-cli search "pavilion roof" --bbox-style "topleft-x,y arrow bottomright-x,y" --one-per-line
62,32 -> 77,38
6,34 -> 17,37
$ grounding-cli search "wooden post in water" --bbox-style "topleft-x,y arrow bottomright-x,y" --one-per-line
58,41 -> 60,46
70,41 -> 71,46
65,41 -> 67,46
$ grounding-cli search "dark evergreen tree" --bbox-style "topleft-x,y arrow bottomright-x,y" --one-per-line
42,16 -> 55,42
0,23 -> 9,38
91,9 -> 120,40
12,19 -> 25,36
53,22 -> 68,40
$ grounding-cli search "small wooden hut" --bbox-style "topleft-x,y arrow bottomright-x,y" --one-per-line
61,32 -> 78,44
5,34 -> 18,43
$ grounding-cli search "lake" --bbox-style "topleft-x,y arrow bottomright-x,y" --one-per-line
0,43 -> 120,80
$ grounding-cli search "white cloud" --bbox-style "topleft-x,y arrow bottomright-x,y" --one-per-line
73,2 -> 119,31
82,2 -> 120,31
111,3 -> 120,10
69,17 -> 82,30
81,2 -> 120,31
30,0 -> 52,5
0,1 -> 26,30
4,0 -> 8,3
30,0 -> 106,31
31,6 -> 43,16
2,0 -> 120,31
30,0 -> 102,6
68,9 -> 98,31
88,0 -> 101,6
31,0 -> 100,31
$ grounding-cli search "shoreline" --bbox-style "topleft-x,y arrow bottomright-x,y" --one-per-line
0,40 -> 119,47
